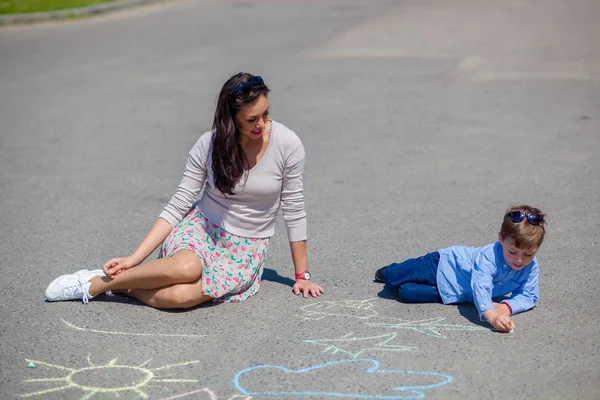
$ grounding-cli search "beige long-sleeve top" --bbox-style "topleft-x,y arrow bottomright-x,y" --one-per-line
159,120 -> 307,242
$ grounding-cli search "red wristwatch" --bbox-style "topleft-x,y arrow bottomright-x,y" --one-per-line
295,271 -> 311,280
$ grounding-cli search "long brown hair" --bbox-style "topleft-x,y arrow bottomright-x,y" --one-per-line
212,72 -> 270,195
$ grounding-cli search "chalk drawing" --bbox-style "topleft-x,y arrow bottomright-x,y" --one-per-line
297,299 -> 486,338
62,318 -> 207,338
159,387 -> 253,400
20,355 -> 200,399
233,358 -> 453,399
297,298 -> 381,321
303,332 -> 415,358
367,317 -> 487,338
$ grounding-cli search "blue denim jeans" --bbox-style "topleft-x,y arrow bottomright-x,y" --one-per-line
383,251 -> 442,303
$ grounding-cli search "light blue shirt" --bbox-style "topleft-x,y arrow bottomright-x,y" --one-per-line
436,242 -> 539,320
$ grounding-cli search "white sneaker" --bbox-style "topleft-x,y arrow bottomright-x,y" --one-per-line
45,269 -> 105,304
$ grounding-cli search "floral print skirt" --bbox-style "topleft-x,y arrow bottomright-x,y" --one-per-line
158,208 -> 270,303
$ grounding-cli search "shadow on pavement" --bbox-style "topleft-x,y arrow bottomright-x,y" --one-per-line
98,292 -> 221,312
262,267 -> 295,288
376,283 -> 399,301
456,303 -> 489,327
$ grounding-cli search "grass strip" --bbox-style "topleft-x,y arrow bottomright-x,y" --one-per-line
0,0 -> 118,14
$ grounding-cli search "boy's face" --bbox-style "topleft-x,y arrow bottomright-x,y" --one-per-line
498,233 -> 538,270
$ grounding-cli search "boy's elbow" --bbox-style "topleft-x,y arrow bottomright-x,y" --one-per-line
531,291 -> 539,305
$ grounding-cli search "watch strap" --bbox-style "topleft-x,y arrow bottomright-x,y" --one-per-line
295,271 -> 310,280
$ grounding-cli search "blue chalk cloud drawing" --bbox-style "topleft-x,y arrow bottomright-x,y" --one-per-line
233,359 -> 453,399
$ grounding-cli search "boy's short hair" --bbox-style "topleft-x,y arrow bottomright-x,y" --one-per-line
500,205 -> 546,249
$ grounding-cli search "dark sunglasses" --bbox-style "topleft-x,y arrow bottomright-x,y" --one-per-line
506,211 -> 544,225
232,76 -> 265,96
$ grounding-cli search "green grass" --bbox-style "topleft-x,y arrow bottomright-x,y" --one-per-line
0,0 -> 118,14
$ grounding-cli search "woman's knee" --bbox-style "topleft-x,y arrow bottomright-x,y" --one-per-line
156,285 -> 203,309
171,251 -> 203,282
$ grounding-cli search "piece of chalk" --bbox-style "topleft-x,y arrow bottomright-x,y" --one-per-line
27,362 -> 35,368
508,328 -> 514,334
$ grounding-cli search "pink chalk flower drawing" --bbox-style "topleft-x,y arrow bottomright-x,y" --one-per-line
159,387 -> 253,400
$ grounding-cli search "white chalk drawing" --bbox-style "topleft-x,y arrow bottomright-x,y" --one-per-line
297,298 -> 381,321
62,318 -> 207,338
304,332 -> 415,358
21,354 -> 200,399
159,387 -> 253,400
367,317 -> 487,338
298,299 -> 486,339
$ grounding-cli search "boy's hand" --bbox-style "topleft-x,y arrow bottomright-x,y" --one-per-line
492,315 -> 515,332
484,309 -> 515,332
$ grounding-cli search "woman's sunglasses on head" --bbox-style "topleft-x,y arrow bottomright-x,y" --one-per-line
506,211 -> 544,225
233,76 -> 265,96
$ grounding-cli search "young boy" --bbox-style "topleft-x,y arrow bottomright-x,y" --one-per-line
375,205 -> 546,332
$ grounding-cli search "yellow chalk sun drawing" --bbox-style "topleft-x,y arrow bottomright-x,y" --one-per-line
21,355 -> 200,399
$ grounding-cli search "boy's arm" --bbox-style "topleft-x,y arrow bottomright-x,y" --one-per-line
471,255 -> 497,321
501,262 -> 539,315
471,253 -> 513,332
493,302 -> 512,316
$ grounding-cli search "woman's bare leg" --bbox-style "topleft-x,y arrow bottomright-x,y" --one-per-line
116,279 -> 213,309
87,250 -> 202,296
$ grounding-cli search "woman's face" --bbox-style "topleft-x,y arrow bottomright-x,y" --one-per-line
234,94 -> 270,142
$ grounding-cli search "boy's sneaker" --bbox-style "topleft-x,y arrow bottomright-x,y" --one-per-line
374,267 -> 387,283
45,269 -> 105,304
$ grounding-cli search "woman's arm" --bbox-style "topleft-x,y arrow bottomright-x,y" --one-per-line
290,240 -> 324,298
159,134 -> 210,227
290,240 -> 308,275
103,218 -> 172,277
279,132 -> 323,297
104,134 -> 210,278
130,218 -> 173,264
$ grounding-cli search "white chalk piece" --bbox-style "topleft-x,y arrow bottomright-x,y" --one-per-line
27,362 -> 35,368
509,327 -> 514,334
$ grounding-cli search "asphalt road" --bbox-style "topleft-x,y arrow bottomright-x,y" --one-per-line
1,0 -> 599,399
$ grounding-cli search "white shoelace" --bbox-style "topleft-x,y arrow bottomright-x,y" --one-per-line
64,278 -> 89,304
80,287 -> 89,304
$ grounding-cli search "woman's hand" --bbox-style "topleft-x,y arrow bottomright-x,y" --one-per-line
103,256 -> 140,279
293,280 -> 325,298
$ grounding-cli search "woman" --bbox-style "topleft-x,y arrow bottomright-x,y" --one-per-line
45,72 -> 324,308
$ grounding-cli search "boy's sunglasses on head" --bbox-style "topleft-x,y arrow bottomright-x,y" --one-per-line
233,76 -> 265,95
506,211 -> 543,225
